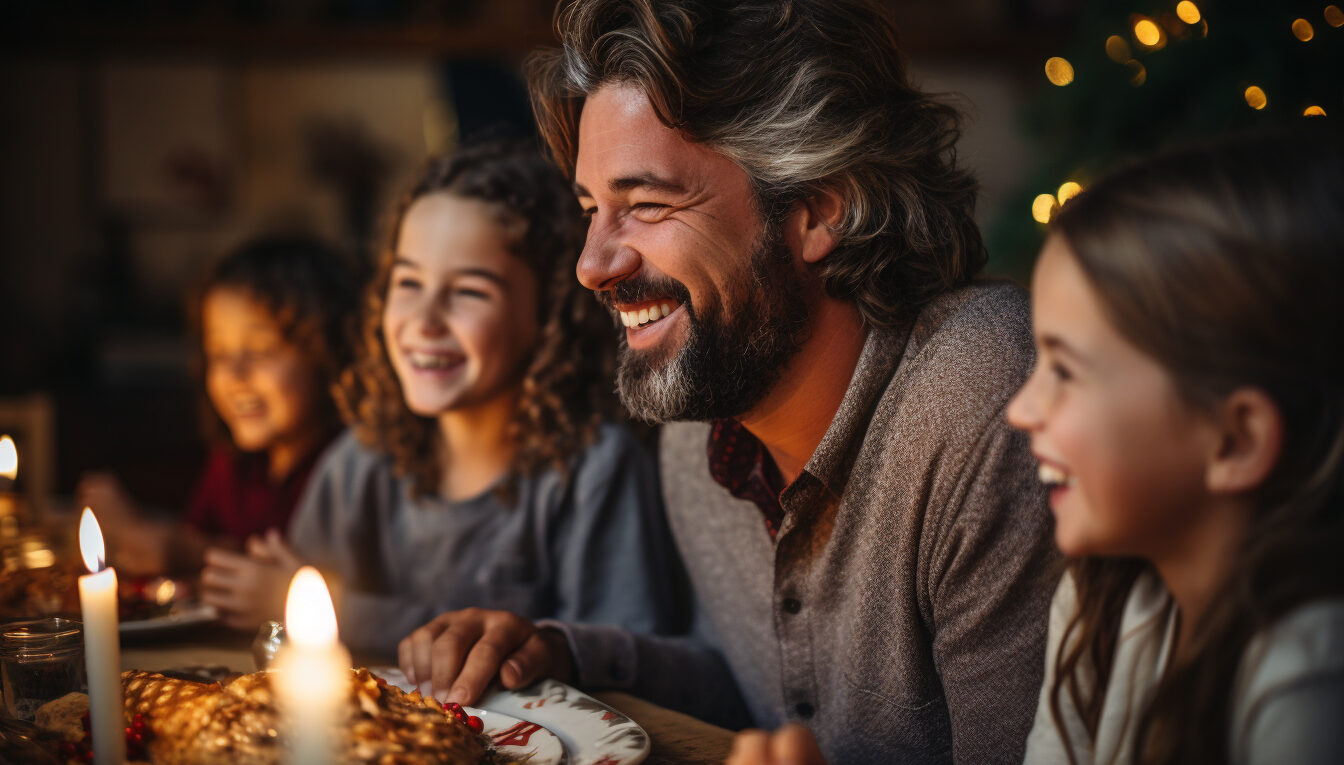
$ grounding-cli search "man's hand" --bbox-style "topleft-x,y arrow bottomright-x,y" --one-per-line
397,609 -> 573,705
199,529 -> 301,630
727,725 -> 828,765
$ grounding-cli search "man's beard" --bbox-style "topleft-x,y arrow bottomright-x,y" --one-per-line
605,225 -> 810,423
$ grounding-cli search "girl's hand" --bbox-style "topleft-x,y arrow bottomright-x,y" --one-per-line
199,529 -> 301,630
727,725 -> 828,765
397,609 -> 572,704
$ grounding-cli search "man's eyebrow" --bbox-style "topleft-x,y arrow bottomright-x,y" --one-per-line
573,174 -> 687,198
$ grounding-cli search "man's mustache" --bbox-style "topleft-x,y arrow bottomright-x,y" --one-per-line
594,275 -> 694,317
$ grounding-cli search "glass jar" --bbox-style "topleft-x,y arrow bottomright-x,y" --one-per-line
252,620 -> 287,670
0,617 -> 85,721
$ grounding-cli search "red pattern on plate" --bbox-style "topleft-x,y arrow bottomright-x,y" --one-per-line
492,721 -> 544,747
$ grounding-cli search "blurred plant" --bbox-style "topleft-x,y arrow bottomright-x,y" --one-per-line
986,0 -> 1343,280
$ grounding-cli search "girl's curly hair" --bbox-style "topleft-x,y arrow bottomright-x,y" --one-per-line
337,138 -> 618,497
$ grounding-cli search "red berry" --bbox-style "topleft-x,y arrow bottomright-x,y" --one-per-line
453,709 -> 467,723
58,741 -> 77,756
467,715 -> 483,733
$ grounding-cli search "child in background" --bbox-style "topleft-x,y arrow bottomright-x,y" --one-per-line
201,140 -> 680,667
79,236 -> 359,576
726,132 -> 1344,765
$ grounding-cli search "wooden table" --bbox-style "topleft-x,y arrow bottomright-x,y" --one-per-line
120,628 -> 734,765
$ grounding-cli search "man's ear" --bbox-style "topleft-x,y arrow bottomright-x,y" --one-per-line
784,186 -> 845,265
1206,387 -> 1284,495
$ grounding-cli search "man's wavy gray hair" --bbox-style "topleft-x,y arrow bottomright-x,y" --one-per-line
527,0 -> 986,327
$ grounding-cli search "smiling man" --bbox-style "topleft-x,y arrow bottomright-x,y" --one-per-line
397,1 -> 1057,762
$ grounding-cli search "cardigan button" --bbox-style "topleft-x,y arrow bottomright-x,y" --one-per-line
782,597 -> 802,615
794,702 -> 815,719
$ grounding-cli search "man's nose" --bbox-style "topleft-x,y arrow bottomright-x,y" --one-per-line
576,218 -> 640,292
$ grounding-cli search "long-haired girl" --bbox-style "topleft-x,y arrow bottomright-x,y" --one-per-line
1010,131 -> 1344,764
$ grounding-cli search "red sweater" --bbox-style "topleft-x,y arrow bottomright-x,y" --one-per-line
184,444 -> 325,546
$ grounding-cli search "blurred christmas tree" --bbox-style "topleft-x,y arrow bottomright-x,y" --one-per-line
985,0 -> 1344,279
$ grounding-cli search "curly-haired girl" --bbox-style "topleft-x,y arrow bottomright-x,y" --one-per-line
204,139 -> 680,665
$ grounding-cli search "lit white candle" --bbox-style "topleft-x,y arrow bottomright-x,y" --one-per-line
78,508 -> 125,765
274,566 -> 350,765
0,435 -> 18,518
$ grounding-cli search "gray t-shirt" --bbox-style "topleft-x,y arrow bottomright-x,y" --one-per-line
289,423 -> 680,658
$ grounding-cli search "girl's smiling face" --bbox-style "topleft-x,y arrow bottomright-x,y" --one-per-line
1006,235 -> 1221,560
203,287 -> 320,455
382,193 -> 540,419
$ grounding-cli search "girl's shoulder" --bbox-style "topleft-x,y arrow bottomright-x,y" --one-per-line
312,427 -> 398,483
1237,597 -> 1344,697
1230,598 -> 1344,762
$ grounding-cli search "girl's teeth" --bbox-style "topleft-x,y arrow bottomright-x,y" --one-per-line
1038,463 -> 1074,487
621,302 -> 677,328
408,352 -> 459,370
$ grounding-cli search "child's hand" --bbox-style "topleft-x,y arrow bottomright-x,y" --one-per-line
76,471 -> 141,529
727,725 -> 828,765
397,609 -> 572,704
199,530 -> 301,631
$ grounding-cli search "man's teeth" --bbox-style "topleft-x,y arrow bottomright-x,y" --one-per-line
232,398 -> 264,416
407,351 -> 460,370
620,302 -> 677,328
1038,463 -> 1075,487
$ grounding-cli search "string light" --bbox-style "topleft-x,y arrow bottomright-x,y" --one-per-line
1304,105 -> 1327,116
1292,18 -> 1315,40
1032,194 -> 1059,224
1133,18 -> 1163,47
1045,57 -> 1075,86
1127,60 -> 1148,86
1176,1 -> 1201,24
1325,5 -> 1344,27
1105,35 -> 1132,62
1057,182 -> 1083,204
1244,86 -> 1268,110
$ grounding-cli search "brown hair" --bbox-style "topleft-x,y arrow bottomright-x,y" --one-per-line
337,139 -> 617,497
195,235 -> 360,448
1047,129 -> 1344,764
526,0 -> 985,327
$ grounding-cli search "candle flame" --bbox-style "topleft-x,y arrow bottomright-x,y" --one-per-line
0,436 -> 16,480
79,507 -> 105,572
285,566 -> 338,648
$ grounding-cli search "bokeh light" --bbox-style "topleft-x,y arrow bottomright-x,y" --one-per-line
1292,18 -> 1315,41
1244,86 -> 1268,110
1176,1 -> 1202,24
1127,60 -> 1148,86
1057,182 -> 1083,204
1032,194 -> 1059,224
1045,57 -> 1075,86
1105,35 -> 1132,63
1134,18 -> 1163,47
1304,105 -> 1327,116
1325,5 -> 1344,27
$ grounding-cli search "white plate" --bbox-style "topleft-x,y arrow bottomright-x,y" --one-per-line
371,669 -> 649,765
119,603 -> 218,635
